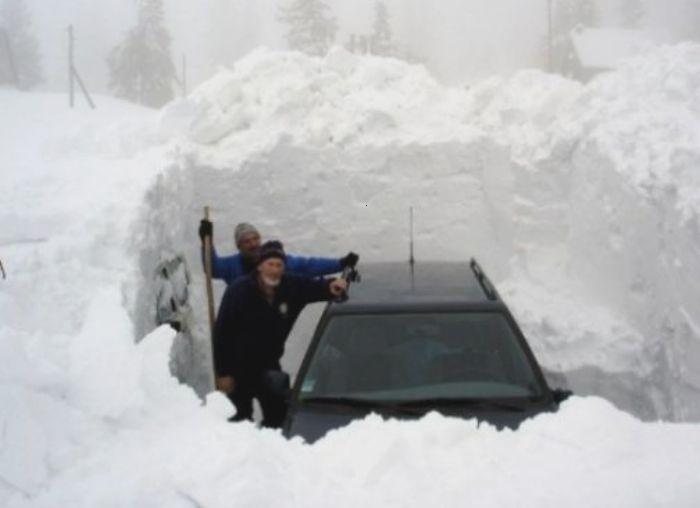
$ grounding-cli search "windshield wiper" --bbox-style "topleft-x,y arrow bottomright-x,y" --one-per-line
299,396 -> 534,414
395,398 -> 530,412
299,396 -> 428,416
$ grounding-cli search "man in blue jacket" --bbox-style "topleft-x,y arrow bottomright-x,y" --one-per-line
213,240 -> 352,427
199,219 -> 357,285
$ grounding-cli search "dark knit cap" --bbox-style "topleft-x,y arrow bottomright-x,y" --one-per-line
258,240 -> 286,265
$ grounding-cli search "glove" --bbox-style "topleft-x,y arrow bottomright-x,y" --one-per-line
216,376 -> 235,394
199,219 -> 213,242
340,251 -> 359,269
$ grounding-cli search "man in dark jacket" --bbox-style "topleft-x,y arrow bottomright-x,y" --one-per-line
199,220 -> 358,285
213,240 -> 353,427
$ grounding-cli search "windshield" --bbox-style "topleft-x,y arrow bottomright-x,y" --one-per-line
299,312 -> 545,402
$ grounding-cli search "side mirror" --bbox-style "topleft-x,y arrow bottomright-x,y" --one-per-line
551,388 -> 573,404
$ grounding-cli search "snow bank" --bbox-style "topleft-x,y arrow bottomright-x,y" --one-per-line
4,44 -> 700,507
150,45 -> 700,421
0,90 -> 169,502
9,397 -> 700,508
491,44 -> 700,421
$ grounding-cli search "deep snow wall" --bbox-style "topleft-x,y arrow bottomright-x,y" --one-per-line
133,46 -> 700,421
133,136 -> 515,396
500,45 -> 700,421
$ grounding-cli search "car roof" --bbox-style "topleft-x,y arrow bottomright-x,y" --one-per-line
330,260 -> 507,314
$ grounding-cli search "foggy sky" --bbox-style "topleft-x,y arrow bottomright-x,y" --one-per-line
22,0 -> 694,95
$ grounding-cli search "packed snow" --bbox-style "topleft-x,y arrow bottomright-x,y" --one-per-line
2,44 -> 700,506
152,44 -> 700,420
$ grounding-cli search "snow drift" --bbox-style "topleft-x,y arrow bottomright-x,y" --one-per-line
3,43 -> 700,507
144,45 -> 700,421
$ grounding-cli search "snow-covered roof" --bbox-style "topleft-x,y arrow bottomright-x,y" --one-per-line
570,27 -> 655,70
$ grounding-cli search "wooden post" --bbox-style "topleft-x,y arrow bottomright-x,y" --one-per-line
202,206 -> 217,389
73,66 -> 96,109
67,25 -> 95,109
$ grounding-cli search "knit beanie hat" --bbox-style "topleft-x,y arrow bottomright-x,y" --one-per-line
258,240 -> 286,265
234,223 -> 260,246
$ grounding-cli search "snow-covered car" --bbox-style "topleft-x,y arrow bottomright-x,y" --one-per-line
283,260 -> 571,442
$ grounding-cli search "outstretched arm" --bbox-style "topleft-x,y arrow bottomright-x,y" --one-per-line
200,244 -> 236,282
286,252 -> 358,277
293,276 -> 348,305
286,255 -> 341,276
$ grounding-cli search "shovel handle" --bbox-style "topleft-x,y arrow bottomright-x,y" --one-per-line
202,206 -> 217,390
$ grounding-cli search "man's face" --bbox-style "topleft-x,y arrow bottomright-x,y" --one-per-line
257,257 -> 285,287
237,232 -> 261,259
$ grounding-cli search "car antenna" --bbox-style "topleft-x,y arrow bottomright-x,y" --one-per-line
409,207 -> 415,291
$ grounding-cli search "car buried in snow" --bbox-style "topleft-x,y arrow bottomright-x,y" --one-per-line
282,259 -> 571,443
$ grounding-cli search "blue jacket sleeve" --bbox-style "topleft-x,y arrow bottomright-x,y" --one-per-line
286,254 -> 342,277
201,244 -> 241,284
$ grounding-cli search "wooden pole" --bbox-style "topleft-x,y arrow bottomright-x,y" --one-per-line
73,66 -> 96,109
67,25 -> 95,109
202,206 -> 217,389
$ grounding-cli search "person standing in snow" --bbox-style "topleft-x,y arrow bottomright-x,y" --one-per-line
198,219 -> 358,285
213,240 -> 353,427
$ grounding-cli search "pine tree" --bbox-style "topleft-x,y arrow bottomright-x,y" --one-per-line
277,0 -> 338,56
107,0 -> 176,108
0,0 -> 42,89
370,1 -> 395,56
618,0 -> 644,29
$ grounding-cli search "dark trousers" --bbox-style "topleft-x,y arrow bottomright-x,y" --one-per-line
228,369 -> 289,428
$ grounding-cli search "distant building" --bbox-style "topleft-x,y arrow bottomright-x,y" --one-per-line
569,26 -> 655,82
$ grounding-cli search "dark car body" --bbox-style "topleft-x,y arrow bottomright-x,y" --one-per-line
283,260 -> 569,443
